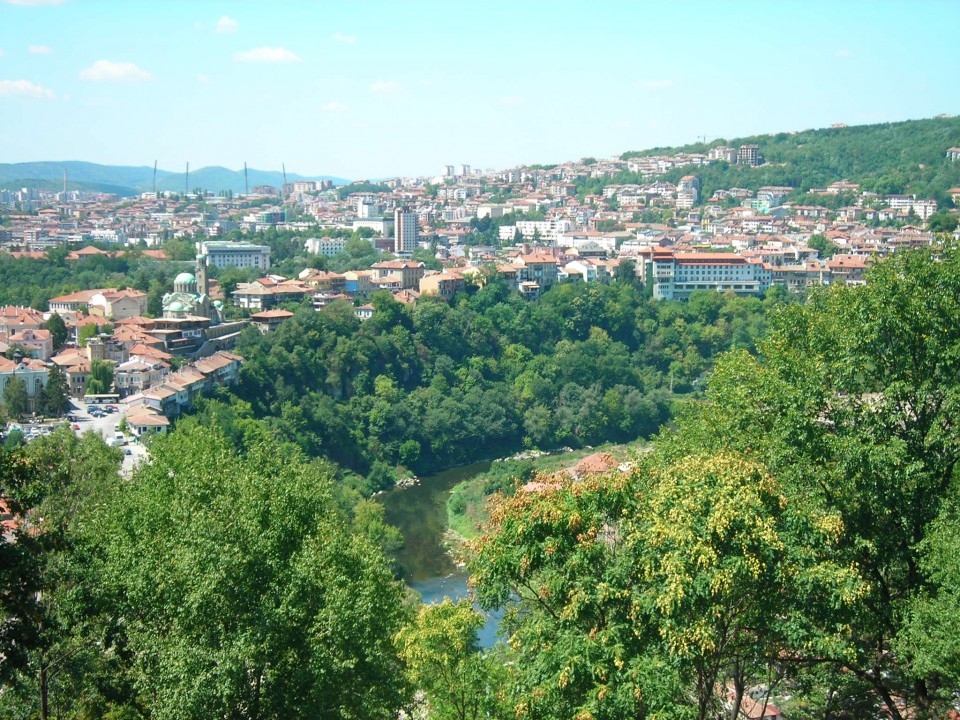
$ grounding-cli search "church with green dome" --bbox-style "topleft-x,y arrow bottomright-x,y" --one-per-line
161,256 -> 225,324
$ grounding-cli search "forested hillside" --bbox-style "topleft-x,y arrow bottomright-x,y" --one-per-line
598,117 -> 960,205
218,278 -> 776,490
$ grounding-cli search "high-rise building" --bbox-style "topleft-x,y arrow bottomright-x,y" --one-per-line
444,165 -> 456,177
460,164 -> 471,176
737,145 -> 761,166
394,207 -> 418,256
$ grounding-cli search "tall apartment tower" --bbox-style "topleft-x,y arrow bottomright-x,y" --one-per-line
394,206 -> 418,256
444,165 -> 455,177
737,144 -> 761,166
460,163 -> 471,176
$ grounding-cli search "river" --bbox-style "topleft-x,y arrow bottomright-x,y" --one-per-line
379,461 -> 503,648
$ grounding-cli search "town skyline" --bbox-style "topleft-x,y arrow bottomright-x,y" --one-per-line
1,0 -> 959,180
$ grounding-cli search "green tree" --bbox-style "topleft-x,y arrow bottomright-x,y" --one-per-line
660,246 -> 960,719
94,423 -> 410,720
77,324 -> 99,348
43,312 -> 69,351
3,376 -> 29,419
397,599 -> 499,720
928,211 -> 959,233
86,360 -> 114,396
807,232 -> 839,258
41,365 -> 70,417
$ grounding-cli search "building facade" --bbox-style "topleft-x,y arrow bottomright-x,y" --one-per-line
394,207 -> 419,256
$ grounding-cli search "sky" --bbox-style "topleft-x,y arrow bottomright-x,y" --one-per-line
1,0 -> 958,181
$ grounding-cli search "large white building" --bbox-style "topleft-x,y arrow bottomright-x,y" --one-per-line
394,207 -> 418,256
639,249 -> 772,300
197,241 -> 271,271
304,236 -> 347,257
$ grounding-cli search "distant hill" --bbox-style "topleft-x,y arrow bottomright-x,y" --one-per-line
0,161 -> 349,197
617,116 -> 960,205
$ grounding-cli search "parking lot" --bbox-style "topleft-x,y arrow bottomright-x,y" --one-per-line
67,399 -> 149,475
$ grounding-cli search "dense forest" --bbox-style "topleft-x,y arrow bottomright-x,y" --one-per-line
217,277 -> 776,491
592,117 -> 960,206
3,246 -> 960,719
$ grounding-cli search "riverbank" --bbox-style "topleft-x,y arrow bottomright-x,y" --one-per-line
446,440 -> 651,541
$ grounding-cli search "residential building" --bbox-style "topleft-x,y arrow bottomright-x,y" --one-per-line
514,253 -> 559,289
737,145 -> 762,166
419,272 -> 466,301
304,236 -> 347,256
342,270 -> 375,296
114,358 -> 169,397
231,277 -> 312,310
250,309 -> 294,334
639,249 -> 772,300
0,355 -> 48,413
89,288 -> 149,320
7,328 -> 53,360
370,260 -> 426,290
394,206 -> 419,256
198,240 -> 271,270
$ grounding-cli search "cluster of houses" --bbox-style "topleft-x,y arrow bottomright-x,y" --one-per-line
0,298 -> 244,435
2,138 -> 958,425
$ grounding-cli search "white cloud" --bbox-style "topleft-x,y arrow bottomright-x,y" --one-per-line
215,16 -> 238,34
28,44 -> 52,55
369,79 -> 402,96
2,0 -> 67,5
636,79 -> 673,90
233,46 -> 300,63
323,100 -> 348,111
196,73 -> 210,84
0,79 -> 54,98
836,49 -> 854,58
0,50 -> 6,57
79,60 -> 152,82
331,32 -> 356,44
498,95 -> 525,106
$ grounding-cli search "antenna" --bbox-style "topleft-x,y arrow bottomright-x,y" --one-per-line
153,160 -> 157,195
244,162 -> 248,196
282,163 -> 287,201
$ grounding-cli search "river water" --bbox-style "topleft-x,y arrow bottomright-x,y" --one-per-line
379,461 -> 503,647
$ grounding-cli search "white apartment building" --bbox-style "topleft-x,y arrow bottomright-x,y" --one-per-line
304,236 -> 347,256
198,241 -> 271,270
640,249 -> 772,300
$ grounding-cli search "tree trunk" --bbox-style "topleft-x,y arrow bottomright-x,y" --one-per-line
40,661 -> 49,720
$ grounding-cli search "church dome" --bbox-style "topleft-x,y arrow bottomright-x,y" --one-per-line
169,301 -> 185,312
174,272 -> 196,285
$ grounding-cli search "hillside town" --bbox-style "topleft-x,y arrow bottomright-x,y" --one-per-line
1,141 -> 959,436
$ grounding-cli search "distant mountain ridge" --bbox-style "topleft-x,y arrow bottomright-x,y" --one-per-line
0,161 -> 349,197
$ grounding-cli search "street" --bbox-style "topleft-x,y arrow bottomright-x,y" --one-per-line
67,399 -> 149,476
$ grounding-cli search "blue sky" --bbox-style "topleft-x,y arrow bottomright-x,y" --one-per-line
1,0 -> 958,180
